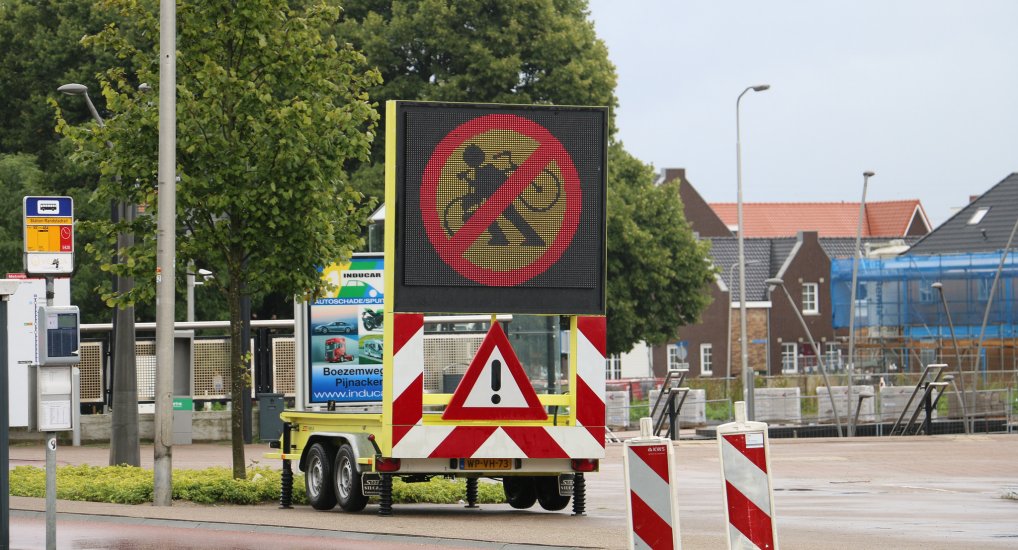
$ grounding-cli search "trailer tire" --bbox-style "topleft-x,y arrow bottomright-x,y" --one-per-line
305,443 -> 337,510
503,476 -> 537,509
334,444 -> 368,512
536,476 -> 570,511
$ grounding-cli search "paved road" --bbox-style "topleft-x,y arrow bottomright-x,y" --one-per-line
7,434 -> 1018,548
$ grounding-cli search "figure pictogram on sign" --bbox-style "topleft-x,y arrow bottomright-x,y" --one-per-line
442,322 -> 547,421
445,144 -> 563,247
422,114 -> 582,287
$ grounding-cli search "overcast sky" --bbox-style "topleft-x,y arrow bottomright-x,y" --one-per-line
588,1 -> 1018,226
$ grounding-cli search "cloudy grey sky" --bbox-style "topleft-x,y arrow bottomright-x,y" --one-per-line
588,1 -> 1018,226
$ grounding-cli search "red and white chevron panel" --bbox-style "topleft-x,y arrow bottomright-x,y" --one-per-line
388,315 -> 606,459
623,439 -> 681,550
718,418 -> 778,550
390,313 -> 425,449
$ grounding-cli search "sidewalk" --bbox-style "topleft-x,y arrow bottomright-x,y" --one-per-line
9,441 -> 275,471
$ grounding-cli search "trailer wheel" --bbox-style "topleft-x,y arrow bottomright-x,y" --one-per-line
334,444 -> 368,512
536,476 -> 570,511
305,443 -> 337,510
503,476 -> 537,509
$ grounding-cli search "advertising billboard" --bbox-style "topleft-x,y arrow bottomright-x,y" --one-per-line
306,255 -> 384,404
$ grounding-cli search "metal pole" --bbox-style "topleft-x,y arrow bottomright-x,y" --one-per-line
242,295 -> 253,444
971,214 -> 1018,434
727,260 -> 757,404
42,277 -> 57,548
847,171 -> 874,437
1,290 -> 12,550
110,200 -> 139,467
934,282 -> 969,434
153,0 -> 177,507
774,281 -> 844,436
726,263 -> 734,404
186,262 -> 195,323
736,84 -> 769,420
58,85 -> 140,467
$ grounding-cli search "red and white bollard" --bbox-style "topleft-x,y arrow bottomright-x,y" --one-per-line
623,417 -> 681,549
717,401 -> 779,550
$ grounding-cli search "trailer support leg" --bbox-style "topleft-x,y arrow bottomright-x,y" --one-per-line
379,474 -> 393,516
279,422 -> 293,509
465,477 -> 479,508
572,473 -> 586,516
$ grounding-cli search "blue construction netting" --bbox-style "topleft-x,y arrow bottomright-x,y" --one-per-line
831,252 -> 1018,338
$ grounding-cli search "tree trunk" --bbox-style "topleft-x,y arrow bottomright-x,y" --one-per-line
109,202 -> 139,466
228,274 -> 246,479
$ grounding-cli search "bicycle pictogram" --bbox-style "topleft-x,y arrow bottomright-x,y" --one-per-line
442,143 -> 563,246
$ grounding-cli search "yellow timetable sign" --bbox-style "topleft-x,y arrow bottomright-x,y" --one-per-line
26,217 -> 72,225
26,224 -> 73,252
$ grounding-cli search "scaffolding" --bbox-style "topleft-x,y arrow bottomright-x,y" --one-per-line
830,251 -> 1018,383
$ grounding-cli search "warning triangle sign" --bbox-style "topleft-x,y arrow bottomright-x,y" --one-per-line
442,323 -> 548,421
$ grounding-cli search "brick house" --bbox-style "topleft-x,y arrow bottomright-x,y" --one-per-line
651,170 -> 929,377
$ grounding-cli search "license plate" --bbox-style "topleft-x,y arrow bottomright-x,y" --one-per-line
361,473 -> 382,496
460,458 -> 513,470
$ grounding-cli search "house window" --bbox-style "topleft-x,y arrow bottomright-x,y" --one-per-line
825,344 -> 842,371
606,354 -> 621,380
781,343 -> 798,374
802,283 -> 819,314
700,344 -> 713,376
919,283 -> 935,304
967,207 -> 990,225
667,343 -> 689,370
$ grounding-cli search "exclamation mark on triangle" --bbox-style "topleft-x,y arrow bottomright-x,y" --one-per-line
491,360 -> 502,404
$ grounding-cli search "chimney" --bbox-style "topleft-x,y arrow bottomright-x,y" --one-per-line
969,195 -> 980,203
661,168 -> 686,184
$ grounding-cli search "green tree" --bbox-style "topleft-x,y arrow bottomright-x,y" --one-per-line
334,0 -> 618,199
0,1 -> 124,322
57,0 -> 381,478
336,0 -> 713,355
0,154 -> 46,274
605,143 -> 715,356
0,0 -> 117,185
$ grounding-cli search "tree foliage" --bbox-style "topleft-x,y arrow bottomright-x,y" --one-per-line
606,143 -> 715,356
0,0 -> 117,178
0,154 -> 46,275
57,0 -> 381,478
334,0 -> 618,199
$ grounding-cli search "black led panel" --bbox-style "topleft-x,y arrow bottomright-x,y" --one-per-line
391,102 -> 607,314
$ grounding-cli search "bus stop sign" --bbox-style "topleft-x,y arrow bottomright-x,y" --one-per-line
23,196 -> 74,275
389,102 -> 607,315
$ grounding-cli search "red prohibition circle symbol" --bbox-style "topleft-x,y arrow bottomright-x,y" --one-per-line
421,114 -> 581,286
60,226 -> 72,239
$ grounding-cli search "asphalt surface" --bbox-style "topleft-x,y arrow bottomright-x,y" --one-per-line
7,433 -> 1018,549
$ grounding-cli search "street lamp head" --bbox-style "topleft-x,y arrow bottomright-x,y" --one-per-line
765,277 -> 784,287
751,84 -> 770,92
932,281 -> 943,290
57,83 -> 88,96
863,171 -> 875,178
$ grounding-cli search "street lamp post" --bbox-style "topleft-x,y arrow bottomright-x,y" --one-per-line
736,83 -> 769,420
932,282 -> 969,433
847,170 -> 874,437
186,268 -> 212,323
726,259 -> 759,404
154,0 -> 177,507
767,278 -> 844,436
57,83 -> 139,466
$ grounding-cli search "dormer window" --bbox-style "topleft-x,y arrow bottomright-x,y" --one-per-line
968,207 -> 990,225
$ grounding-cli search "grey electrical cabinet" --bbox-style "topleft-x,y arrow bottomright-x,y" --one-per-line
37,305 -> 80,366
